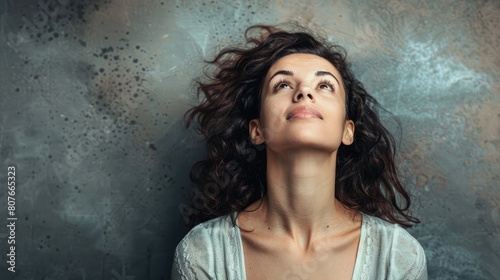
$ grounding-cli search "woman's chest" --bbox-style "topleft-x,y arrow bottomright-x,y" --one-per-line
241,232 -> 360,280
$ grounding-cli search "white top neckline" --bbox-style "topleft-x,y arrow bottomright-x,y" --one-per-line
233,211 -> 366,279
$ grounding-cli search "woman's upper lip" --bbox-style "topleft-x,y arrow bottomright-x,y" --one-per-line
286,105 -> 323,120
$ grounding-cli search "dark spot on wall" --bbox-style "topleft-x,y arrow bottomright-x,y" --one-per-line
99,47 -> 114,56
76,4 -> 86,22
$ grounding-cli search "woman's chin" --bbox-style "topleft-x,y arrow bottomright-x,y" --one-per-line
268,137 -> 340,154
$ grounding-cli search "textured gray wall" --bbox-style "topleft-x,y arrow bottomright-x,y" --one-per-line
0,0 -> 499,279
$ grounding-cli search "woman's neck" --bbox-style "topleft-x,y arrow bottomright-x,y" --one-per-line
258,148 -> 354,252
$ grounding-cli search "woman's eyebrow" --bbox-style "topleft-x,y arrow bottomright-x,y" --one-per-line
268,70 -> 340,85
268,70 -> 293,84
316,71 -> 340,84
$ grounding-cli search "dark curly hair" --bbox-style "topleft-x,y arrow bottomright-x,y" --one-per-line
182,24 -> 419,229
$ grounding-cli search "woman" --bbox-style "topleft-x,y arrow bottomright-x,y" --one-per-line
172,24 -> 427,279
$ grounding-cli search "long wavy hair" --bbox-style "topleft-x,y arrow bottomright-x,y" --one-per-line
183,24 -> 419,229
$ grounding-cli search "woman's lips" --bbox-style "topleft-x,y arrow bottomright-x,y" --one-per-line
286,105 -> 323,120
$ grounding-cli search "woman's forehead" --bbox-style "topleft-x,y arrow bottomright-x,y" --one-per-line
266,54 -> 341,78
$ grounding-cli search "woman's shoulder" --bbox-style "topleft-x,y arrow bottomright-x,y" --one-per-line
186,212 -> 235,236
175,212 -> 237,253
359,214 -> 428,279
362,214 -> 424,251
171,212 -> 243,280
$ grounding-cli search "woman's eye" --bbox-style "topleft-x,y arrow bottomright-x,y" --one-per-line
274,81 -> 291,91
319,81 -> 334,91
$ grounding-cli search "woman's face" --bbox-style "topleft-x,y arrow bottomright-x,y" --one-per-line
249,53 -> 354,154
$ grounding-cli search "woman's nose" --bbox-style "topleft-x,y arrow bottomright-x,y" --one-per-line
293,86 -> 315,102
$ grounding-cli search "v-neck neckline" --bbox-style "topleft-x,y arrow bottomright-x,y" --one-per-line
233,211 -> 366,280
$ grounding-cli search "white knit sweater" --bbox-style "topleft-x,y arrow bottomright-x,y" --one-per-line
171,212 -> 427,280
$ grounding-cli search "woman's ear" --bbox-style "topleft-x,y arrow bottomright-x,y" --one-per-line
342,119 -> 354,145
249,119 -> 265,145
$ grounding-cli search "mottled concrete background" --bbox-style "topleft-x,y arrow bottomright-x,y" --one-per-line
0,0 -> 499,279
